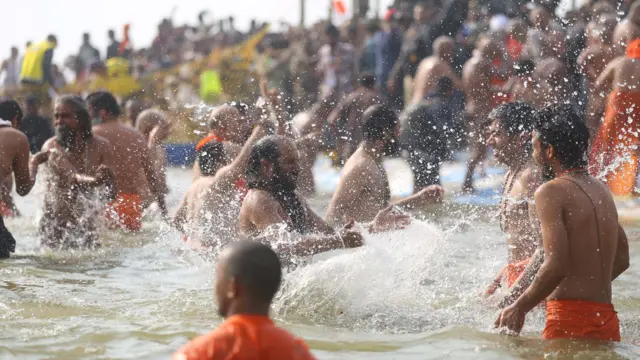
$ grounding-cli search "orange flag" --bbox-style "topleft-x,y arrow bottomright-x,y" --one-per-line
334,0 -> 346,15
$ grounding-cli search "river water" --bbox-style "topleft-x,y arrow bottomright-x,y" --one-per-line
1,166 -> 639,359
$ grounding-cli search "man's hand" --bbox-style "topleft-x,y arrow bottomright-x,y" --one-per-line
29,150 -> 49,173
494,303 -> 526,335
340,220 -> 364,248
417,185 -> 445,205
370,205 -> 411,233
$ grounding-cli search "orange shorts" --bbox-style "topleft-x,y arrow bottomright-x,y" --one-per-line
106,193 -> 143,232
486,258 -> 530,296
543,300 -> 620,342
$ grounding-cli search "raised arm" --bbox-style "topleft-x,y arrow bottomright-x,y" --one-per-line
139,136 -> 167,217
594,57 -> 620,95
213,124 -> 269,188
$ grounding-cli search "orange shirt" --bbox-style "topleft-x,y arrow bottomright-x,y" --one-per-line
173,315 -> 317,360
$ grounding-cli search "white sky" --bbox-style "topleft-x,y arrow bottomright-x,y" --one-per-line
0,0 -> 395,62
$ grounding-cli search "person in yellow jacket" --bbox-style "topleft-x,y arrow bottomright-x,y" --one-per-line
20,35 -> 57,89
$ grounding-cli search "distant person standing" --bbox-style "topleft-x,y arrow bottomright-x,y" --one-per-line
316,24 -> 357,102
77,33 -> 101,81
106,29 -> 121,60
20,35 -> 57,91
172,241 -> 317,360
19,95 -> 54,153
1,47 -> 21,92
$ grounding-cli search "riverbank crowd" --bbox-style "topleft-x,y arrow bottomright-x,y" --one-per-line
0,0 -> 637,357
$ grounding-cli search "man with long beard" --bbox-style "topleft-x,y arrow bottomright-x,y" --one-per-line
238,136 -> 365,258
39,95 -> 115,249
325,105 -> 442,228
496,105 -> 629,342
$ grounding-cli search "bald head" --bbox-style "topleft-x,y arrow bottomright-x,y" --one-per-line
433,36 -> 454,61
216,241 -> 282,316
136,109 -> 167,138
209,104 -> 242,142
477,36 -> 500,58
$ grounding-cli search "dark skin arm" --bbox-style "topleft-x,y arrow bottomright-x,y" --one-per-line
139,139 -> 167,218
14,134 -> 44,196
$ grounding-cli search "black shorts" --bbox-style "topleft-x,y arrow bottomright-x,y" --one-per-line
0,215 -> 16,258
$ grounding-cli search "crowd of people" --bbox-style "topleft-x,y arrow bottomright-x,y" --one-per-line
0,0 -> 639,356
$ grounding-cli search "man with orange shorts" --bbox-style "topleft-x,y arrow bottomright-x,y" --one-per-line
590,38 -> 640,196
484,103 -> 542,296
496,105 -> 630,341
88,91 -> 167,232
172,241 -> 316,360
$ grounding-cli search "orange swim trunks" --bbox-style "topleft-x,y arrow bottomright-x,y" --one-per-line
543,300 -> 620,341
486,258 -> 530,296
172,314 -> 316,360
105,193 -> 143,232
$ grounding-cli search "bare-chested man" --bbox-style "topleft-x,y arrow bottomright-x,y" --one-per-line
193,105 -> 244,180
462,37 -> 501,192
40,95 -> 115,249
325,105 -> 441,228
238,136 -> 364,258
136,109 -> 171,205
0,100 -> 45,257
590,38 -> 640,196
578,17 -> 617,134
326,73 -> 383,164
410,36 -> 462,105
88,91 -> 166,231
496,105 -> 629,342
174,122 -> 269,251
484,102 -> 542,296
612,1 -> 640,56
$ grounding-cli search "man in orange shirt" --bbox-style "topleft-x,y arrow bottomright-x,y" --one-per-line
172,241 -> 317,360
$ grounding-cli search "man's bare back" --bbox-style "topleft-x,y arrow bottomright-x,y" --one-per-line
92,121 -> 153,197
596,55 -> 640,93
411,57 -> 459,104
536,175 -> 619,303
325,146 -> 389,224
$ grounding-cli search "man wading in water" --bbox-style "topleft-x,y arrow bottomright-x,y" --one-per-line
40,95 -> 116,249
496,105 -> 629,341
0,100 -> 46,258
484,102 -> 542,295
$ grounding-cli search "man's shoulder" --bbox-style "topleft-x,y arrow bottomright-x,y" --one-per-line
91,135 -> 113,152
172,325 -> 237,360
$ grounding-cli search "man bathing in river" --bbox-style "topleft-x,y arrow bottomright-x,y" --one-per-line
239,136 -> 367,258
40,96 -> 116,249
136,109 -> 171,207
193,105 -> 245,181
496,105 -> 629,341
0,100 -> 45,257
174,121 -> 270,250
89,91 -> 167,231
173,241 -> 316,360
325,104 -> 441,228
485,102 -> 542,295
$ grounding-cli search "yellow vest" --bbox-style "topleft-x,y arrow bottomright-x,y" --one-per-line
20,40 -> 54,83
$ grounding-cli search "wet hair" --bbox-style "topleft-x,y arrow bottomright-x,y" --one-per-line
57,95 -> 92,139
359,72 -> 376,89
362,105 -> 398,141
198,141 -> 226,176
534,105 -> 589,169
513,59 -> 535,76
224,241 -> 282,303
245,136 -> 308,233
86,91 -> 121,117
0,100 -> 23,123
489,102 -> 536,137
246,136 -> 281,189
325,24 -> 340,38
435,76 -> 453,94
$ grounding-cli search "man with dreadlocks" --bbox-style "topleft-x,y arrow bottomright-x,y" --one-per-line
238,136 -> 364,258
39,95 -> 115,249
484,102 -> 542,296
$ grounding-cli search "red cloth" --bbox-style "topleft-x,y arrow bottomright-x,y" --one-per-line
627,38 -> 640,59
543,300 -> 620,341
486,258 -> 530,296
0,201 -> 14,218
196,133 -> 225,151
105,193 -> 143,232
172,314 -> 317,360
589,90 -> 640,195
506,36 -> 524,61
